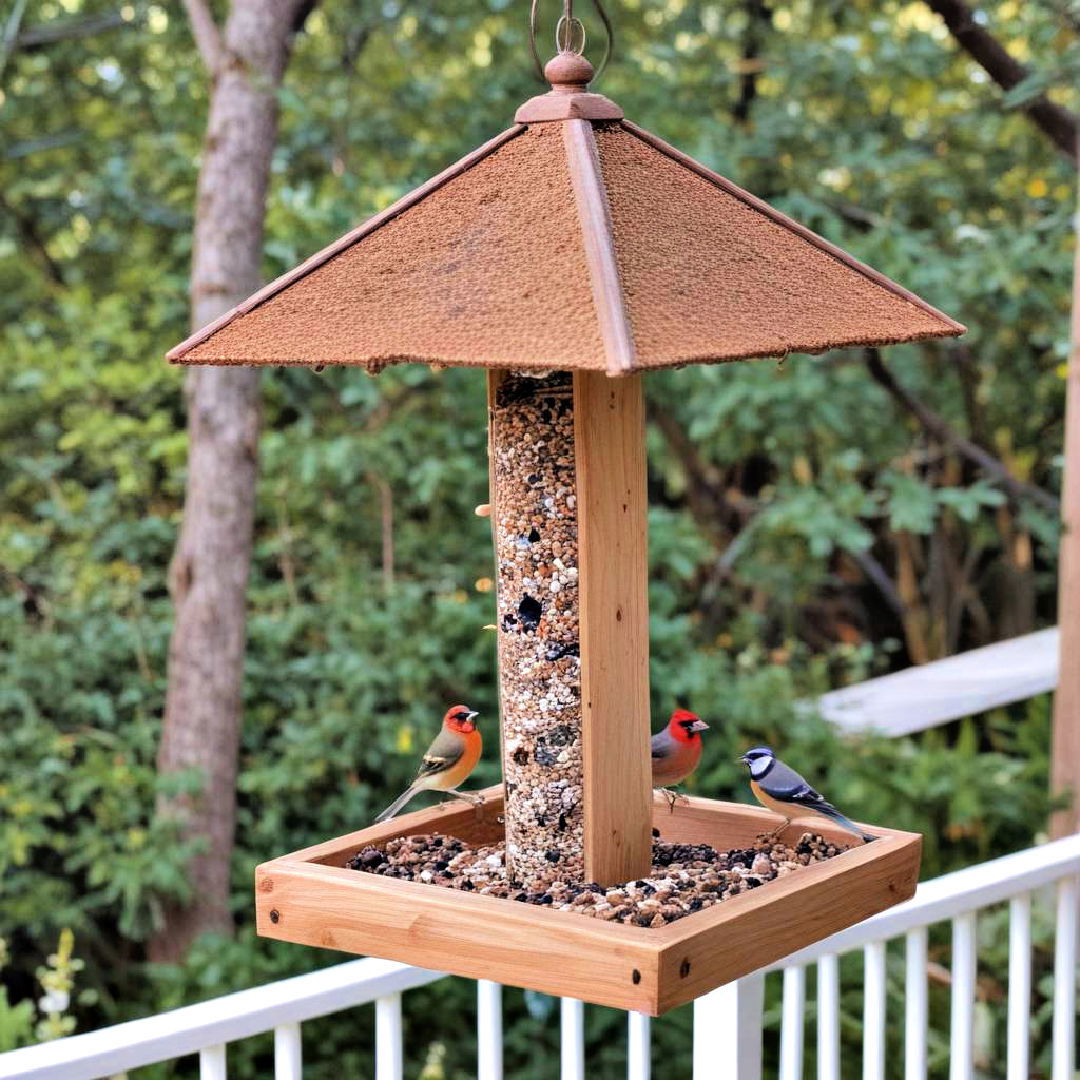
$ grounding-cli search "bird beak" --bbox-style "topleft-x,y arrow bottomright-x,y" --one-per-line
735,755 -> 748,765
690,719 -> 709,733
466,711 -> 479,722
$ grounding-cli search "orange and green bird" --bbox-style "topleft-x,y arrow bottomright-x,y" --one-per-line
375,705 -> 483,823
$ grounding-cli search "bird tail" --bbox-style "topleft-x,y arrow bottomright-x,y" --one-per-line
819,805 -> 877,844
375,785 -> 420,824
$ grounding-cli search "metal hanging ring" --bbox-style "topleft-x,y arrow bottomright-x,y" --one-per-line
555,14 -> 586,54
528,0 -> 545,81
527,0 -> 613,84
590,0 -> 613,82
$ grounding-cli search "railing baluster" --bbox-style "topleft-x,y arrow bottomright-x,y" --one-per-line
817,955 -> 840,1080
560,998 -> 586,1080
949,912 -> 977,1080
627,1012 -> 651,1080
375,993 -> 403,1080
693,974 -> 764,1080
1007,893 -> 1031,1080
1052,875 -> 1078,1080
863,942 -> 887,1080
477,981 -> 503,1080
199,1043 -> 227,1080
904,927 -> 928,1080
780,966 -> 806,1080
273,1022 -> 302,1080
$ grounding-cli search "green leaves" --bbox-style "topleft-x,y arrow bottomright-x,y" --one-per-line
882,473 -> 1006,534
882,472 -> 939,534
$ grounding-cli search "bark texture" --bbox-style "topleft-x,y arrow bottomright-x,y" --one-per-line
151,0 -> 308,961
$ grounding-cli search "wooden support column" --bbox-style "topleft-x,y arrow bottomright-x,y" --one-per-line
1051,170 -> 1080,839
574,370 -> 653,885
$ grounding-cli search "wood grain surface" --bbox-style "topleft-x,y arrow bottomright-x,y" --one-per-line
256,793 -> 920,1014
573,371 -> 653,886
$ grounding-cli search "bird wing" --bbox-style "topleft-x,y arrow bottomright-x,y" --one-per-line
651,729 -> 677,760
760,760 -> 838,813
414,727 -> 464,781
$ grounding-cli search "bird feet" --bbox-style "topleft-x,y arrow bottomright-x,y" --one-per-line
757,820 -> 791,843
656,788 -> 690,814
453,791 -> 486,808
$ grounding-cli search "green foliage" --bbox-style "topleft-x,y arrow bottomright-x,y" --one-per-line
0,0 -> 1075,1075
0,931 -> 91,1051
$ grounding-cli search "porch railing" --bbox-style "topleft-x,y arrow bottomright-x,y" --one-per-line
3,832 -> 1078,1080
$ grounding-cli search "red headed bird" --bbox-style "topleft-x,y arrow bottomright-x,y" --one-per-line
375,705 -> 483,823
651,708 -> 710,809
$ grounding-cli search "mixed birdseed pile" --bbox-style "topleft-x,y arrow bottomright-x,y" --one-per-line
490,371 -> 584,883
347,831 -> 849,927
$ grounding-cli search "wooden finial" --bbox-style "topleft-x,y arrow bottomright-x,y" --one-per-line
544,51 -> 595,92
515,53 -> 623,123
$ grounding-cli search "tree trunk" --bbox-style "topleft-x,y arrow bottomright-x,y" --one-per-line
150,0 -> 308,962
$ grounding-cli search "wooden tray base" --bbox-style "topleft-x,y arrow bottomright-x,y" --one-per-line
255,788 -> 920,1015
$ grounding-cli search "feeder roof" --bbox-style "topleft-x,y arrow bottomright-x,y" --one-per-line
168,56 -> 964,376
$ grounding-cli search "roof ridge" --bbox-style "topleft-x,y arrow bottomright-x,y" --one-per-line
563,119 -> 636,375
618,120 -> 966,336
166,124 -> 528,363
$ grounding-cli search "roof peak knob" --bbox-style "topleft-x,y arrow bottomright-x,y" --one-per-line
544,51 -> 595,93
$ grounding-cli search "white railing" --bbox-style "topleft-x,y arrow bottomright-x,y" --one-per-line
811,627 -> 1059,736
2,833 -> 1078,1080
695,831 -> 1080,1080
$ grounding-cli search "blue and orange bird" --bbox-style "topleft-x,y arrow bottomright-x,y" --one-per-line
738,746 -> 875,843
375,706 -> 483,823
651,708 -> 710,809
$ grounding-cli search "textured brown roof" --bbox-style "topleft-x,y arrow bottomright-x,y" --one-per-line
168,79 -> 963,375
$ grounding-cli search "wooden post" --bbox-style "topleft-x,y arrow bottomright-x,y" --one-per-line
1051,166 -> 1080,839
574,371 -> 653,885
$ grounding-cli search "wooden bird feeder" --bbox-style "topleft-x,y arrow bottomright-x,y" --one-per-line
168,47 -> 959,1015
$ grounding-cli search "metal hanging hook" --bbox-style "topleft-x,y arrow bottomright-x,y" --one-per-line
528,0 -> 613,84
555,13 -> 586,55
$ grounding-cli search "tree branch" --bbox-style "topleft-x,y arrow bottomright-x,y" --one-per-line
647,399 -> 755,538
0,191 -> 65,287
851,548 -> 908,621
924,0 -> 1078,160
732,0 -> 771,125
864,348 -> 1059,514
182,0 -> 224,77
15,11 -> 132,49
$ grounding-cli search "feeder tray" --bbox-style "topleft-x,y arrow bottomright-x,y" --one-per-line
170,42 -> 957,1014
255,787 -> 920,1015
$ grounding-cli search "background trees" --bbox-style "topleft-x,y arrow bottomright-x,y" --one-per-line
152,0 -> 316,964
0,0 -> 1076,1074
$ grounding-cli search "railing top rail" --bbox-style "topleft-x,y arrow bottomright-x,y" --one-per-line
764,832 -> 1080,971
3,837 -> 1079,1079
0,957 -> 446,1080
810,627 -> 1059,736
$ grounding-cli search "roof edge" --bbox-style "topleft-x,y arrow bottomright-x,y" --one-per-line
619,120 -> 966,338
563,119 -> 637,375
167,124 -> 529,363
151,323 -> 963,375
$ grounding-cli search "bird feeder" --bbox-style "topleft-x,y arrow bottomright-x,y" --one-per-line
168,47 -> 959,1015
